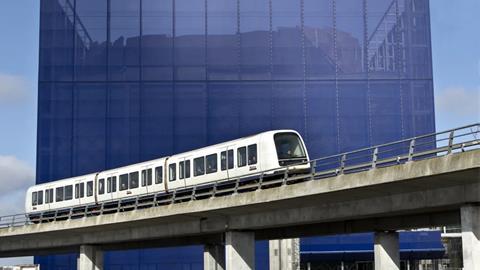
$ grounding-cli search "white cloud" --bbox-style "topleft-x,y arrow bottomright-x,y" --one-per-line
0,73 -> 29,104
0,156 -> 34,216
435,87 -> 480,119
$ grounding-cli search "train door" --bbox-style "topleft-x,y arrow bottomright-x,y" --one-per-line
141,165 -> 154,194
178,156 -> 191,188
44,184 -> 55,211
73,179 -> 85,206
220,145 -> 235,180
106,172 -> 117,201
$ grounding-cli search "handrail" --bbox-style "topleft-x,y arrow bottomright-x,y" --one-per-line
1,123 -> 478,228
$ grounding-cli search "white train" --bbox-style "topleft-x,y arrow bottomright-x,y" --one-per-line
26,130 -> 309,217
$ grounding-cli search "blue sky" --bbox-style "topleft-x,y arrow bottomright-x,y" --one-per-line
0,0 -> 478,266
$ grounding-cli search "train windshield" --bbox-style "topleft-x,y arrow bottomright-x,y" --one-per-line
274,133 -> 307,165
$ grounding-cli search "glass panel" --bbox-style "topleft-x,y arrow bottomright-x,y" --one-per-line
107,178 -> 112,193
74,0 -> 108,81
109,0 -> 140,80
87,181 -> 93,197
98,179 -> 105,194
228,149 -> 234,169
248,144 -> 257,165
45,190 -> 50,204
221,151 -> 227,171
120,174 -> 128,191
32,192 -> 38,206
185,160 -> 191,178
271,0 -> 302,79
129,171 -> 139,189
207,0 -> 238,80
206,154 -> 217,174
155,166 -> 163,184
75,184 -> 79,198
38,191 -> 44,205
336,0 -> 366,79
80,183 -> 85,197
73,84 -> 106,175
179,161 -> 185,179
107,83 -> 140,169
147,169 -> 153,185
142,0 -> 173,80
304,0 -> 335,79
169,164 -> 176,181
37,83 -> 73,183
237,147 -> 246,167
174,83 -> 207,152
140,84 -> 174,160
175,0 -> 206,80
112,177 -> 117,192
274,133 -> 307,159
194,157 -> 205,176
39,0 -> 74,81
142,170 -> 148,186
239,0 -> 270,80
65,185 -> 73,200
56,187 -> 64,202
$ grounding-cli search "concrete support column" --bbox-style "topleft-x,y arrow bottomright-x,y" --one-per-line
374,231 -> 400,270
225,231 -> 255,270
269,238 -> 300,270
204,244 -> 225,270
77,245 -> 103,270
461,205 -> 480,270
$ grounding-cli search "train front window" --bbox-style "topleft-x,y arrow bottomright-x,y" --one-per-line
274,133 -> 307,165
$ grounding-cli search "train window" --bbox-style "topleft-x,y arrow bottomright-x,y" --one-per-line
32,192 -> 38,206
194,157 -> 205,176
80,183 -> 85,198
237,147 -> 247,167
248,144 -> 257,165
155,166 -> 163,184
185,160 -> 191,178
65,185 -> 73,200
169,164 -> 176,181
46,189 -> 54,203
130,172 -> 139,189
38,190 -> 44,205
228,150 -> 234,169
179,161 -> 190,179
87,181 -> 93,197
206,154 -> 217,174
221,151 -> 227,171
120,174 -> 128,191
108,177 -> 117,193
56,187 -> 64,202
98,179 -> 105,195
75,184 -> 79,199
142,169 -> 153,186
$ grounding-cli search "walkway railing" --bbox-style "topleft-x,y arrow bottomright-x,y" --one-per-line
1,123 -> 478,229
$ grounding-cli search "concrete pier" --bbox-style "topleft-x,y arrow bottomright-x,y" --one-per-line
374,231 -> 400,270
77,245 -> 103,270
204,244 -> 225,270
269,238 -> 300,270
225,231 -> 255,270
461,205 -> 480,270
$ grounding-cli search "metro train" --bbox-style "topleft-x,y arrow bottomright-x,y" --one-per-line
25,130 -> 310,217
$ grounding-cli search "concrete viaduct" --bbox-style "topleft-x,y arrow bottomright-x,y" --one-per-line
0,149 -> 479,270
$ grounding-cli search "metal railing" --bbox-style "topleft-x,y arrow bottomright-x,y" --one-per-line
0,123 -> 478,229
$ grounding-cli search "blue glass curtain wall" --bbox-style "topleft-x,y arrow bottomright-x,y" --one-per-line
37,0 -> 435,269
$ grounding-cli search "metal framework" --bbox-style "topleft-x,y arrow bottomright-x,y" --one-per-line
1,123 -> 478,228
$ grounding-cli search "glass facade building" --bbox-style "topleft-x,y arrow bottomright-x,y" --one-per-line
37,0 -> 435,269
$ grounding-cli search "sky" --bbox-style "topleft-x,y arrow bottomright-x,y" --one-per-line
0,0 -> 478,266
